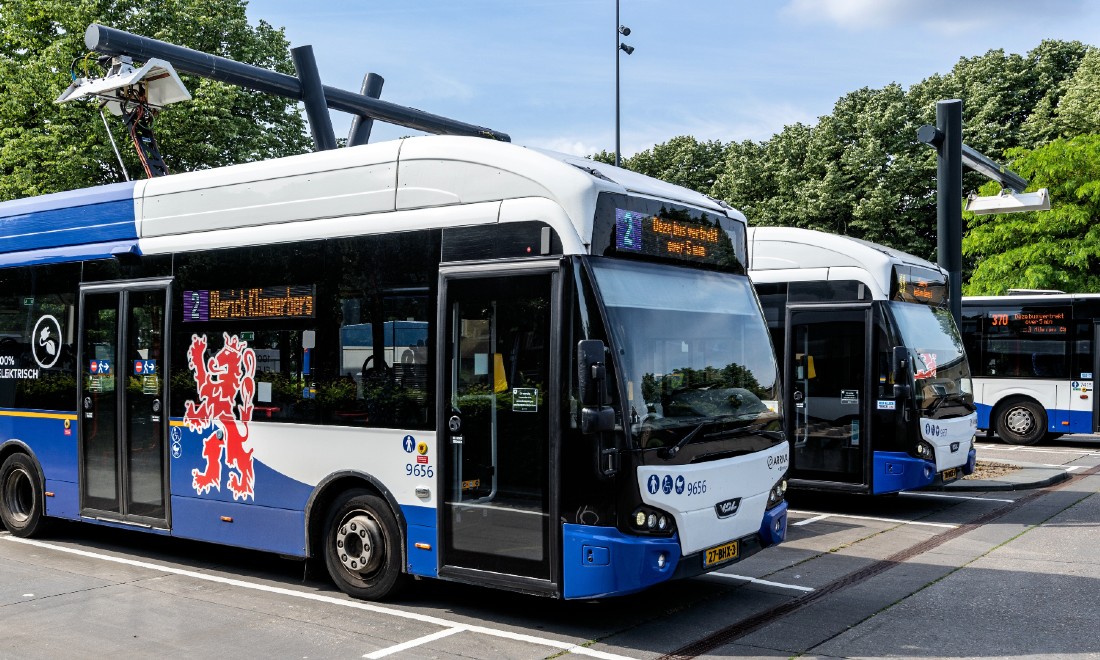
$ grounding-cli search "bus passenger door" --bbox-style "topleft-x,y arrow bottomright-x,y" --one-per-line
78,281 -> 170,526
438,267 -> 558,593
785,304 -> 873,490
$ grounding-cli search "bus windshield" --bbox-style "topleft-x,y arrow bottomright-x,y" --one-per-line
589,258 -> 781,450
888,302 -> 974,419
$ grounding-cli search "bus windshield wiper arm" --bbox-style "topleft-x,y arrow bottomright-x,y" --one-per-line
659,421 -> 707,459
705,425 -> 785,442
926,392 -> 967,416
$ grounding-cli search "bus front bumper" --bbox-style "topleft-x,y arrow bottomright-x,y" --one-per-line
561,503 -> 788,599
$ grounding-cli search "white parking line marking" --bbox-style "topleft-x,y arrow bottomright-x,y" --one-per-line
2,536 -> 631,660
365,627 -> 465,658
792,514 -> 831,526
789,511 -> 958,529
901,492 -> 1015,504
707,572 -> 815,592
976,443 -> 1100,457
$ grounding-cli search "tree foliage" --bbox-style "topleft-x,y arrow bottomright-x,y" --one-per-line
602,40 -> 1096,277
963,134 -> 1100,294
0,0 -> 310,201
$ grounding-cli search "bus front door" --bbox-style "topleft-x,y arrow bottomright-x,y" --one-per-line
785,304 -> 873,490
78,281 -> 170,526
439,267 -> 559,593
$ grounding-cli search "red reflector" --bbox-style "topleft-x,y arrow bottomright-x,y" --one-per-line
416,455 -> 428,464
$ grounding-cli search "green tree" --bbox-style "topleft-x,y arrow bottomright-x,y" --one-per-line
963,134 -> 1100,294
618,136 -> 725,194
1051,48 -> 1100,137
0,0 -> 310,201
711,41 -> 1090,262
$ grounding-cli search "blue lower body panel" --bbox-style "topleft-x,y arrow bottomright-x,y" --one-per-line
562,524 -> 680,599
872,451 -> 936,494
171,496 -> 306,557
43,479 -> 79,519
759,501 -> 788,546
401,504 -> 438,578
976,403 -> 992,430
562,504 -> 789,600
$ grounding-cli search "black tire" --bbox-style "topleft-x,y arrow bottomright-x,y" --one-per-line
995,398 -> 1046,445
323,489 -> 407,600
0,453 -> 47,537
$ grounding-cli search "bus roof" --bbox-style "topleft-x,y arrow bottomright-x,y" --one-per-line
963,293 -> 1100,303
0,136 -> 741,267
746,226 -> 945,299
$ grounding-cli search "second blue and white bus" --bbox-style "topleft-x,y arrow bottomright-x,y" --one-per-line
961,292 -> 1099,444
748,227 -> 977,494
0,136 -> 789,600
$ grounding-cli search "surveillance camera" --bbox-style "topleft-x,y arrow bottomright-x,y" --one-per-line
620,44 -> 634,55
619,25 -> 631,36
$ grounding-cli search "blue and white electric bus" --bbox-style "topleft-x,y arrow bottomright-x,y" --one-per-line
961,292 -> 1099,444
0,137 -> 789,600
749,227 -> 977,494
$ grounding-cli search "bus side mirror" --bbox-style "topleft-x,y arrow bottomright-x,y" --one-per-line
892,346 -> 911,399
577,339 -> 615,434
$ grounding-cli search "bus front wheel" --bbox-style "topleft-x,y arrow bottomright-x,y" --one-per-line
995,399 -> 1046,446
0,453 -> 47,537
323,489 -> 407,600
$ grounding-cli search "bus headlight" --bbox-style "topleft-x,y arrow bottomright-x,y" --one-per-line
631,506 -> 675,536
767,476 -> 788,507
915,441 -> 935,460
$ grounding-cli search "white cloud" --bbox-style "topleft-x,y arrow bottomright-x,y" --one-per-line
782,0 -> 1086,35
523,137 -> 607,158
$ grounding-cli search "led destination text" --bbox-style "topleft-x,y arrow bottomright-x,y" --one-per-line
184,285 -> 316,322
988,310 -> 1067,334
651,217 -> 720,258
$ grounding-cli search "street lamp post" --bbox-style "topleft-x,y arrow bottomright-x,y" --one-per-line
615,0 -> 633,167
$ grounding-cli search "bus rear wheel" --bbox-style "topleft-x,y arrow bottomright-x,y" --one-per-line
0,453 -> 47,537
996,399 -> 1046,446
323,489 -> 407,600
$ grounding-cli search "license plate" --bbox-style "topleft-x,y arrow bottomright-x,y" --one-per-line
942,468 -> 959,482
704,540 -> 739,567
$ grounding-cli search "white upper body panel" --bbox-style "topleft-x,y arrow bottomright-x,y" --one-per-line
747,226 -> 945,300
134,136 -> 742,255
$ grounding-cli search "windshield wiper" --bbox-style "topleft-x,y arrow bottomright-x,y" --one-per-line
705,425 -> 785,442
658,421 -> 707,460
925,392 -> 972,417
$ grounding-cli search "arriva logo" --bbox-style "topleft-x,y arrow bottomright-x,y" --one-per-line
767,453 -> 789,470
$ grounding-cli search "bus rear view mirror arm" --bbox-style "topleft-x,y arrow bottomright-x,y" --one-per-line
577,339 -> 609,407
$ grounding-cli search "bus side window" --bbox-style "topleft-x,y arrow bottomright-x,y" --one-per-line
330,233 -> 437,430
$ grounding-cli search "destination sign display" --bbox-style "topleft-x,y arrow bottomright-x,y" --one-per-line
614,207 -> 737,267
987,309 -> 1068,335
892,265 -> 948,306
183,285 -> 315,322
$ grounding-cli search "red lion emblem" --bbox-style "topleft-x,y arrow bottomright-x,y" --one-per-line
183,333 -> 257,500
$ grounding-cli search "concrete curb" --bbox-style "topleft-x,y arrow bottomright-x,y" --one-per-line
938,468 -> 1072,492
927,457 -> 1075,492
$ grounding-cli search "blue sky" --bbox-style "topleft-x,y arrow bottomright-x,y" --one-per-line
245,0 -> 1100,157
